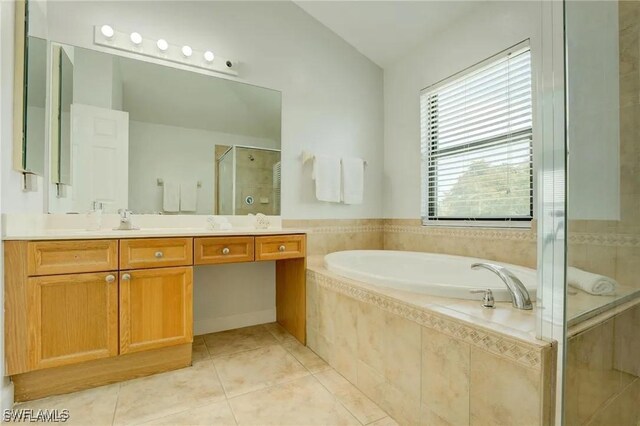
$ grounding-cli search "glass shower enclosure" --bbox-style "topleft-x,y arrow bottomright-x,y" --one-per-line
553,1 -> 640,424
216,145 -> 281,216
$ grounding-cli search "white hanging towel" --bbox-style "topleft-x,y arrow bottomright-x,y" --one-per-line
567,267 -> 618,295
312,155 -> 341,203
180,180 -> 198,212
341,157 -> 364,204
162,181 -> 180,213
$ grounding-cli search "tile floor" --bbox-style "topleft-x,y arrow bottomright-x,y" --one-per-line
12,323 -> 397,426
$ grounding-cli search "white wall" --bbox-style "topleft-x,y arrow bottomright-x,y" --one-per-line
383,1 -> 544,218
193,263 -> 276,335
566,1 -> 620,220
1,0 -> 45,214
26,0 -> 385,219
128,120 -> 277,215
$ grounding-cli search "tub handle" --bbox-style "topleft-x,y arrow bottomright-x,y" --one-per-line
470,289 -> 495,309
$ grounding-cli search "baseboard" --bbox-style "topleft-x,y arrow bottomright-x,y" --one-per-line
1,378 -> 14,410
194,308 -> 276,335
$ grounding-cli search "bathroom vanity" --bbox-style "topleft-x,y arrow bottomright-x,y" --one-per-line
3,230 -> 306,401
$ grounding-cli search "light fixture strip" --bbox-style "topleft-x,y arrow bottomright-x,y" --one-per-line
93,25 -> 238,77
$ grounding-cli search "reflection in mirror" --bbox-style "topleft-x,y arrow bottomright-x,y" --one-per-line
24,36 -> 47,175
44,43 -> 281,215
50,44 -> 74,187
216,146 -> 281,215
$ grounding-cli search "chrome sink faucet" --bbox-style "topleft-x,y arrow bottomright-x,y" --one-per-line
115,209 -> 139,231
471,263 -> 533,310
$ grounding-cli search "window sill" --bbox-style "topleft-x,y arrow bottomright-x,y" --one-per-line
421,220 -> 533,229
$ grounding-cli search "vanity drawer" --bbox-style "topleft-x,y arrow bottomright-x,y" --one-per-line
27,240 -> 118,276
120,238 -> 193,270
194,237 -> 255,265
255,235 -> 306,261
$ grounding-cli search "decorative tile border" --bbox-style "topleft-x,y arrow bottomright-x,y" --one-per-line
384,223 -> 640,247
384,224 -> 536,242
306,225 -> 384,234
568,232 -> 640,247
308,269 -> 546,370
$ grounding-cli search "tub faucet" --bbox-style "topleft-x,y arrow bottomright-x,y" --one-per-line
470,263 -> 533,310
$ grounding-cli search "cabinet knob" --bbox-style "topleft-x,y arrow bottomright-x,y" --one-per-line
105,274 -> 116,283
155,251 -> 164,258
222,247 -> 230,255
122,273 -> 131,281
278,245 -> 286,252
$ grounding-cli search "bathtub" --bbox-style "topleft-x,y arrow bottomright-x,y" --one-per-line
324,250 -> 537,302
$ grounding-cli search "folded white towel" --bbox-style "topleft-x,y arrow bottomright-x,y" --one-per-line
163,181 -> 180,213
567,267 -> 618,295
180,180 -> 198,212
341,157 -> 364,204
312,155 -> 341,203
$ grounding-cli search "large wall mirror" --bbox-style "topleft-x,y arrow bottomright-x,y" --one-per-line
40,43 -> 281,215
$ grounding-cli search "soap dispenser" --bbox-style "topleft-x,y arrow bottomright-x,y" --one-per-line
87,201 -> 105,231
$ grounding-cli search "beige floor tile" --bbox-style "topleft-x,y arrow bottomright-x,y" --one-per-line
314,369 -> 387,425
192,341 -> 211,364
228,375 -> 360,426
113,361 -> 225,426
214,344 -> 309,397
203,325 -> 278,357
141,400 -> 237,425
13,383 -> 119,426
281,338 -> 330,373
263,322 -> 297,343
369,417 -> 400,426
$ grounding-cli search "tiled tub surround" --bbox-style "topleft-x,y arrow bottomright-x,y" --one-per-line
306,258 -> 556,426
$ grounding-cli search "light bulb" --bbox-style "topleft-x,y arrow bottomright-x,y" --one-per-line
156,39 -> 169,52
130,32 -> 142,46
100,25 -> 115,40
181,45 -> 193,58
203,51 -> 215,62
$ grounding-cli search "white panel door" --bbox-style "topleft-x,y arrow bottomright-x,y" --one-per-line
71,104 -> 129,213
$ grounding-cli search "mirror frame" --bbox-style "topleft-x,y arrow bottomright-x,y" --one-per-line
12,0 -> 28,172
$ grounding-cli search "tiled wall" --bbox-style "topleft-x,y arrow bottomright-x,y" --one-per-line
306,269 -> 556,426
383,219 -> 538,268
565,302 -> 640,425
282,219 -> 384,255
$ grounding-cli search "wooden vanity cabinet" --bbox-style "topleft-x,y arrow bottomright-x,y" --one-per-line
119,267 -> 193,354
27,271 -> 119,370
4,233 -> 306,402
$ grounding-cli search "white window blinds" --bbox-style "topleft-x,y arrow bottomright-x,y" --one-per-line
420,44 -> 533,223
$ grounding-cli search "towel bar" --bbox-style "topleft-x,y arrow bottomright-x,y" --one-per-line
157,178 -> 202,188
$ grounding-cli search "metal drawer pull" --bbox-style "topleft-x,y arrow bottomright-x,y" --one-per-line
122,273 -> 131,281
278,245 -> 286,252
222,247 -> 230,255
155,251 -> 164,258
105,274 -> 116,283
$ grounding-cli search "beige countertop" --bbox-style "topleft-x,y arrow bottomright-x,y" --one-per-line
2,227 -> 307,241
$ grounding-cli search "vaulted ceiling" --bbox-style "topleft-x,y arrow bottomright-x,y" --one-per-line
294,1 -> 481,68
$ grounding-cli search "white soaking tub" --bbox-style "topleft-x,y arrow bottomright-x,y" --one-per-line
324,250 -> 537,302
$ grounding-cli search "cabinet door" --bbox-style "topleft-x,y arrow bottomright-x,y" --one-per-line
119,267 -> 193,354
27,272 -> 119,370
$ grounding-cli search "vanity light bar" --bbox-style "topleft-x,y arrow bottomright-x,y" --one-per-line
93,25 -> 238,77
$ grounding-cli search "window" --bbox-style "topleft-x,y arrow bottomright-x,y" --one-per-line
421,42 -> 533,225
